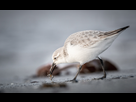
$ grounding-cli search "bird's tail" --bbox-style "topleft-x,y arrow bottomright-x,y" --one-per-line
104,26 -> 129,36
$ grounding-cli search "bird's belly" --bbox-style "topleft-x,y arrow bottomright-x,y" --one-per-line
66,43 -> 99,64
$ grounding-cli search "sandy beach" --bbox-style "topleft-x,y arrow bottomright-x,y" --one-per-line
0,70 -> 136,93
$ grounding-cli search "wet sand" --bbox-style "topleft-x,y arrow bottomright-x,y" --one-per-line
0,70 -> 136,93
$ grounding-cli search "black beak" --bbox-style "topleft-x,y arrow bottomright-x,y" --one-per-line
50,63 -> 56,75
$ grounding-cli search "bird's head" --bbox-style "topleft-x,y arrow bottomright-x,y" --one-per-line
48,47 -> 66,79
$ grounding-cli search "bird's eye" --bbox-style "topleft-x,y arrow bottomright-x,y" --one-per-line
54,57 -> 57,60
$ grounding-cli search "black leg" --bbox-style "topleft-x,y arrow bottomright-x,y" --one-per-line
93,56 -> 106,80
66,65 -> 82,83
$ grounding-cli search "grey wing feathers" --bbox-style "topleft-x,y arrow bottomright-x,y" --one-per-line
64,30 -> 100,47
104,26 -> 129,36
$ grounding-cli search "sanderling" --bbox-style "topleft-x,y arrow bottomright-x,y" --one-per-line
48,26 -> 129,82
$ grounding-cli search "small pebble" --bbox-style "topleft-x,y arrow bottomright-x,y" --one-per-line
40,83 -> 67,88
30,81 -> 39,83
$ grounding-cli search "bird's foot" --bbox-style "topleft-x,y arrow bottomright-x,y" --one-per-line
65,79 -> 78,83
47,74 -> 54,80
93,75 -> 106,80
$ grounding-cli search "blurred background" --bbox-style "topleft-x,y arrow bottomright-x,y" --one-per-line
0,10 -> 136,81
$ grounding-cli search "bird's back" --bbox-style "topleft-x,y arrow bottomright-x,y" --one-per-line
64,30 -> 105,48
64,26 -> 129,48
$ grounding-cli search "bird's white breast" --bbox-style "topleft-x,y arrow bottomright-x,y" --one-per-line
66,42 -> 98,65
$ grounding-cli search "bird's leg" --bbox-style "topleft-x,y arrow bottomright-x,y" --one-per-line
66,65 -> 82,83
93,56 -> 106,80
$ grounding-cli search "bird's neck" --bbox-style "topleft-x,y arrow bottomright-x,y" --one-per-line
62,47 -> 68,63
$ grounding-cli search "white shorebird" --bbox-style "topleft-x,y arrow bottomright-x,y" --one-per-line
48,26 -> 129,82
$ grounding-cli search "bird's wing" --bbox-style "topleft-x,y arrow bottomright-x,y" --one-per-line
64,26 -> 129,48
103,26 -> 129,37
64,30 -> 105,48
